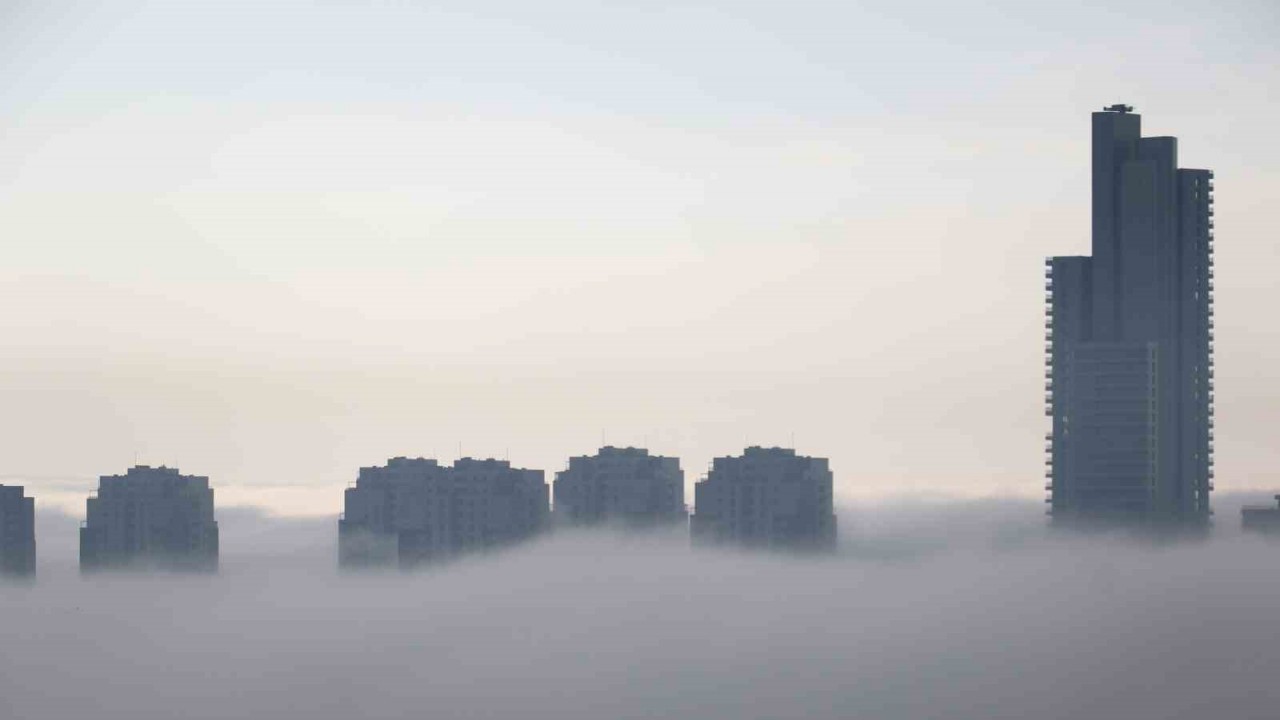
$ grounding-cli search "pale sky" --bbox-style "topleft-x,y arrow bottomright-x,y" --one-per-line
2,0 -> 1278,515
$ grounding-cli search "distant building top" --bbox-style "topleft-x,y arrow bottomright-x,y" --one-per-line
1242,495 -> 1280,513
596,446 -> 653,457
99,465 -> 211,490
1102,103 -> 1135,113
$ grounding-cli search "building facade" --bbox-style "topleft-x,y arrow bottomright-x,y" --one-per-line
1046,105 -> 1214,525
691,447 -> 836,550
80,466 -> 219,571
554,446 -> 685,526
340,457 -> 549,568
0,485 -> 36,577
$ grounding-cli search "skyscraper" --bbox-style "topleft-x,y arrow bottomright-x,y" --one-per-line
1046,105 -> 1214,525
0,485 -> 36,577
691,447 -> 836,550
554,447 -> 686,527
340,457 -> 549,568
80,466 -> 220,571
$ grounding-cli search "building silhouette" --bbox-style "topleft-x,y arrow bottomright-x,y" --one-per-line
0,485 -> 36,577
554,446 -> 686,527
340,457 -> 549,568
80,466 -> 219,571
1241,495 -> 1280,535
1046,105 -> 1214,525
691,447 -> 836,550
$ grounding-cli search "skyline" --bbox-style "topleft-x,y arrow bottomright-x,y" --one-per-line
3,2 -> 1279,517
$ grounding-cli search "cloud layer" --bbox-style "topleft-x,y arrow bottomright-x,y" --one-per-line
4,497 -> 1279,720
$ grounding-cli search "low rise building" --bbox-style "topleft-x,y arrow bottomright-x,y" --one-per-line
80,466 -> 219,571
692,447 -> 836,551
1242,495 -> 1280,535
340,457 -> 549,568
554,447 -> 685,527
0,484 -> 36,577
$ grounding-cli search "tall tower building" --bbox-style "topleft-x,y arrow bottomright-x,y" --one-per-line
691,447 -> 836,550
1046,105 -> 1214,525
554,447 -> 686,527
80,466 -> 220,571
340,457 -> 549,568
0,485 -> 36,577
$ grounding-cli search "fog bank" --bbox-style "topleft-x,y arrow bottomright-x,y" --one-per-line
3,497 -> 1279,720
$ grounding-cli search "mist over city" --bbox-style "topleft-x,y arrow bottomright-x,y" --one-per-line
4,1 -> 1280,719
0,496 -> 1274,720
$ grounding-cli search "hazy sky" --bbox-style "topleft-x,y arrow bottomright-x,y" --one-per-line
2,1 -> 1278,515
5,498 -> 1280,719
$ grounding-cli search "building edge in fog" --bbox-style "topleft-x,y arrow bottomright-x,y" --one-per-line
80,466 -> 219,572
554,446 -> 686,527
0,484 -> 36,577
692,447 -> 836,551
340,456 -> 549,569
1046,104 -> 1214,527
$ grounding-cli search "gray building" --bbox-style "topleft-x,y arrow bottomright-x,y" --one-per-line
80,466 -> 219,571
340,456 -> 549,568
554,446 -> 686,527
1046,104 -> 1214,526
692,447 -> 836,550
1241,496 -> 1280,535
0,484 -> 36,577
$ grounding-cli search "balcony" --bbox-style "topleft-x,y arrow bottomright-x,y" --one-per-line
1044,266 -> 1053,278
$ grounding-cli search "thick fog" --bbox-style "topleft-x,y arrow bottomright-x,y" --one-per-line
3,497 -> 1279,720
